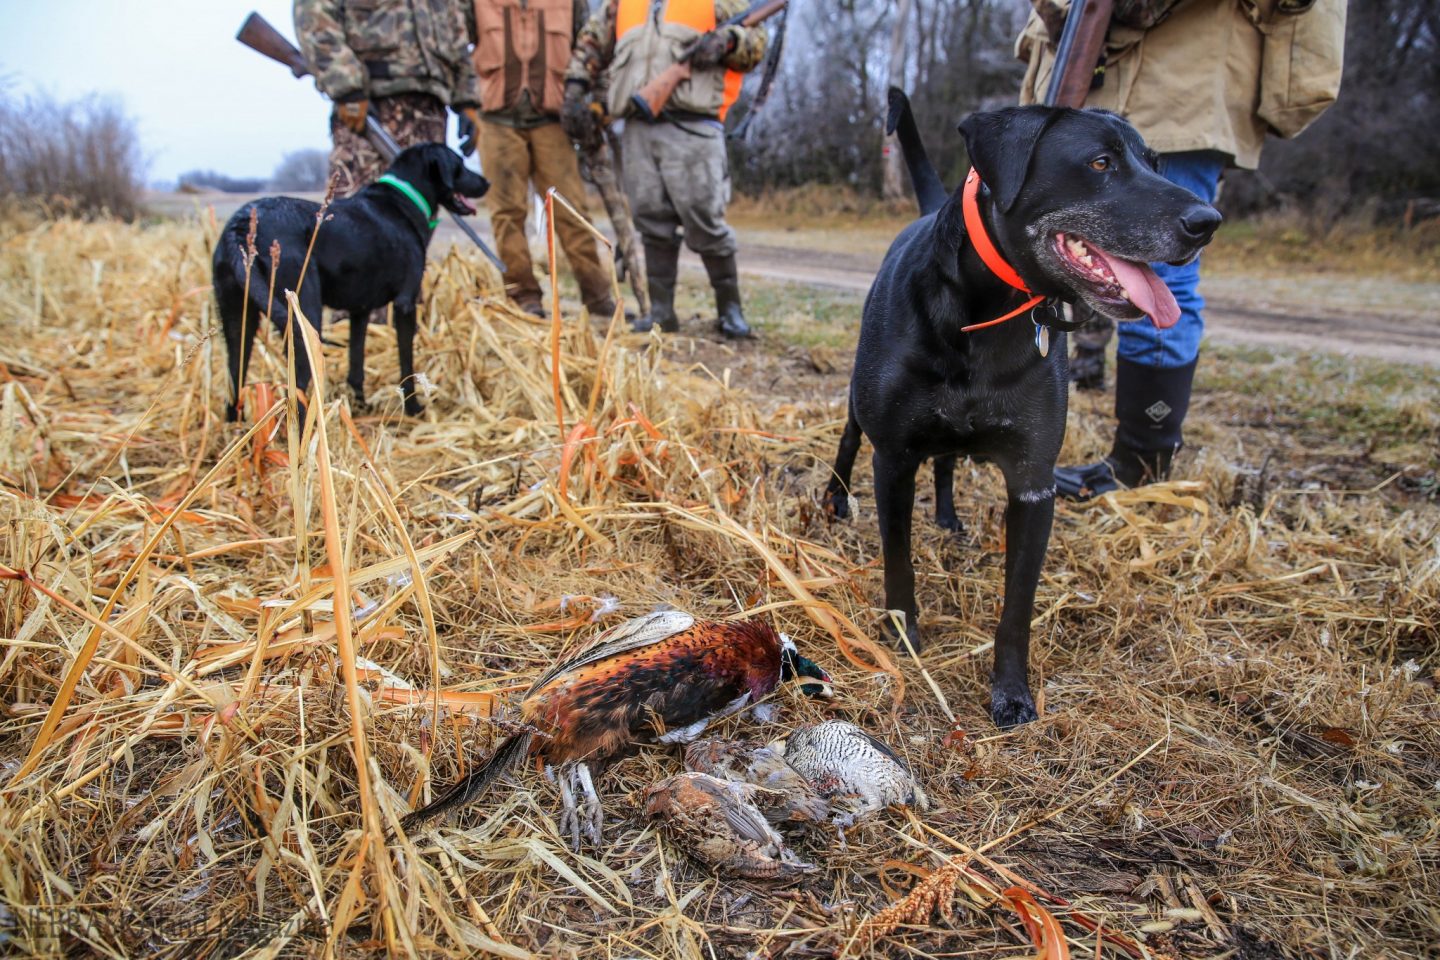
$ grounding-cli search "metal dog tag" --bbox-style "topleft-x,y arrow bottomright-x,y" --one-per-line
1034,322 -> 1050,358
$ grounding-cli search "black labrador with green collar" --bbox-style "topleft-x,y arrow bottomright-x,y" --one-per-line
824,90 -> 1220,727
213,143 -> 488,420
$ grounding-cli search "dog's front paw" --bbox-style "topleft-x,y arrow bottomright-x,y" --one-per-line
934,510 -> 964,536
880,611 -> 923,653
990,686 -> 1039,729
347,381 -> 369,412
823,483 -> 851,521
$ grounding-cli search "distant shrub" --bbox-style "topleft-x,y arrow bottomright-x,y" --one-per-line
268,149 -> 329,192
0,91 -> 146,220
176,170 -> 267,194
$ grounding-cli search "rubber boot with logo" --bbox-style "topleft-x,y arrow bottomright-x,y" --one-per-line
1054,357 -> 1197,501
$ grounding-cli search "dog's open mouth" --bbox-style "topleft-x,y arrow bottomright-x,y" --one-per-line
449,194 -> 477,216
1054,233 -> 1179,329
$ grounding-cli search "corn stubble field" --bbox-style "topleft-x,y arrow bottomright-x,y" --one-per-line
0,207 -> 1437,960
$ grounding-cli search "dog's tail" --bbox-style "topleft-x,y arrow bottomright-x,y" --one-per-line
886,87 -> 947,217
216,214 -> 277,320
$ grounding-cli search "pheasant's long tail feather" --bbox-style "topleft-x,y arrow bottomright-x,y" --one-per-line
401,732 -> 533,831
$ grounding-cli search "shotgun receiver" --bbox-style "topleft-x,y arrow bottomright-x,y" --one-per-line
235,12 -> 505,271
1043,0 -> 1116,108
629,0 -> 787,122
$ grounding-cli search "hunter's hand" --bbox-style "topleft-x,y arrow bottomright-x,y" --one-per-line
335,96 -> 369,135
561,81 -> 598,146
690,28 -> 735,69
456,106 -> 482,156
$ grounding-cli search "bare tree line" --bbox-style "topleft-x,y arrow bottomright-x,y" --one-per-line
731,0 -> 1440,220
731,0 -> 1028,194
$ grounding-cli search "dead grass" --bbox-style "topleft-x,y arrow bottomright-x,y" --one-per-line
729,185 -> 913,233
1202,210 -> 1440,284
0,208 -> 1438,959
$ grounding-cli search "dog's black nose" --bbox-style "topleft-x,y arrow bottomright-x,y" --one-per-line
1180,205 -> 1223,243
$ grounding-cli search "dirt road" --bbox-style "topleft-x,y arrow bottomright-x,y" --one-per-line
155,190 -> 1439,365
720,235 -> 1440,367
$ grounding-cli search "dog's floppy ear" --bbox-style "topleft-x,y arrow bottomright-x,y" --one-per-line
958,107 -> 1059,213
427,144 -> 459,193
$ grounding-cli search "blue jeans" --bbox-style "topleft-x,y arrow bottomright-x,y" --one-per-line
1115,151 -> 1227,369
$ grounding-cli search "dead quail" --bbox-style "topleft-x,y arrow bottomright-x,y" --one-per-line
771,720 -> 929,825
683,739 -> 830,824
644,772 -> 818,881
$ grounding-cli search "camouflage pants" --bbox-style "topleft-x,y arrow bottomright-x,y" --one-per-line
620,119 -> 735,257
328,92 -> 448,198
1073,304 -> 1115,353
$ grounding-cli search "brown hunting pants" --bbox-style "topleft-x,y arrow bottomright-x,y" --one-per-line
478,119 -> 611,310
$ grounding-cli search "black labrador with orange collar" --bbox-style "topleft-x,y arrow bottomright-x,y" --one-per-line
213,143 -> 488,421
824,90 -> 1220,727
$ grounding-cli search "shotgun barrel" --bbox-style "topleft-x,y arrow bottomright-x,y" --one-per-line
1043,0 -> 1116,108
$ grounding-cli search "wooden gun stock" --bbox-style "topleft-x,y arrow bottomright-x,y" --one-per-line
1043,0 -> 1115,108
237,12 -> 312,78
628,0 -> 787,122
630,62 -> 693,123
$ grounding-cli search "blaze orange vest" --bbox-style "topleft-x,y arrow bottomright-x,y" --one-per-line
472,0 -> 575,115
607,0 -> 744,121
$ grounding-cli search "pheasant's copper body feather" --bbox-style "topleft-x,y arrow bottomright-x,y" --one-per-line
402,611 -> 831,844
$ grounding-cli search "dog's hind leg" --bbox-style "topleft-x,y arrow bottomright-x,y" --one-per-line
933,455 -> 963,533
873,449 -> 924,652
824,404 -> 863,520
347,311 -> 370,410
279,288 -> 322,423
394,304 -> 424,417
218,283 -> 261,423
989,466 -> 1055,728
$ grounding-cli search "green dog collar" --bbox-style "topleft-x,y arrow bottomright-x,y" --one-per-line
377,174 -> 439,229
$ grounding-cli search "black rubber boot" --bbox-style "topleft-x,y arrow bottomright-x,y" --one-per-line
634,239 -> 679,333
1054,357 -> 1197,501
702,252 -> 752,339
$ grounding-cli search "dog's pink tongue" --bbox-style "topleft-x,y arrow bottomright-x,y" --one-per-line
1092,248 -> 1180,329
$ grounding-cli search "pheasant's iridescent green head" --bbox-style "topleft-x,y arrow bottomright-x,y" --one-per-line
780,634 -> 834,699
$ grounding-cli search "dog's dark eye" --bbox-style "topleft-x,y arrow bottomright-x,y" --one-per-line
1089,156 -> 1111,172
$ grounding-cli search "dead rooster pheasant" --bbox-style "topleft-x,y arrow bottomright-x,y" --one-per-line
402,611 -> 832,845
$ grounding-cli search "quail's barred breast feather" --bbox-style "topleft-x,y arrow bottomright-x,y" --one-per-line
773,720 -> 929,819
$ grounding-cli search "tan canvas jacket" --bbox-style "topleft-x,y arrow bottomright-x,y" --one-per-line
1016,0 -> 1345,169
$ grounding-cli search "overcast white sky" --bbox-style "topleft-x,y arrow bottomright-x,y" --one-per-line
1,0 -> 386,184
